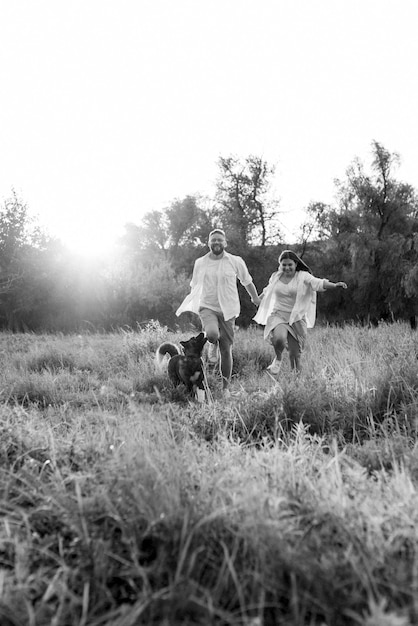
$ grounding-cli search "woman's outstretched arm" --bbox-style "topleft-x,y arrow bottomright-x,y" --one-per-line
323,280 -> 347,290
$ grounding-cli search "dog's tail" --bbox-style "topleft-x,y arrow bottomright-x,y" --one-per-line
155,342 -> 181,373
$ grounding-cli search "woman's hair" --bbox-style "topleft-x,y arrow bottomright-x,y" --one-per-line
278,250 -> 312,274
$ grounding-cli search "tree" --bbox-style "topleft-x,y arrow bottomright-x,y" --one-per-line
105,251 -> 190,328
298,141 -> 418,324
214,155 -> 280,249
0,191 -> 50,330
165,195 -> 213,248
134,210 -> 170,252
127,195 -> 214,254
338,141 -> 418,321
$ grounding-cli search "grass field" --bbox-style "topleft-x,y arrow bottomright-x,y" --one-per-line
0,322 -> 417,625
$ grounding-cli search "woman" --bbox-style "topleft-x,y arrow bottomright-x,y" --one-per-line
253,250 -> 347,374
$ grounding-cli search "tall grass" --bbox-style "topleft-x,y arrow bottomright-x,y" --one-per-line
0,322 -> 417,624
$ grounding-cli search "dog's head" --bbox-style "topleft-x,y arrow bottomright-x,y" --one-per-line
180,332 -> 207,357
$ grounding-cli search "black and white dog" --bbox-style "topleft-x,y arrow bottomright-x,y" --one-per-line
155,332 -> 208,402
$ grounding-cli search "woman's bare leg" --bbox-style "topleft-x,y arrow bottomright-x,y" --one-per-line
271,324 -> 288,361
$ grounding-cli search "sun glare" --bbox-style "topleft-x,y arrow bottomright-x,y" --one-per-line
62,229 -> 118,260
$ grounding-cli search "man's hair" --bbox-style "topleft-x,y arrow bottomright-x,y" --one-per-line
208,228 -> 226,239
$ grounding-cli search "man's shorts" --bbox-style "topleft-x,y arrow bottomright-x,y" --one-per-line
198,308 -> 235,345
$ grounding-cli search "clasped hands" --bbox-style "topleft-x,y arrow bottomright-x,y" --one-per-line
251,293 -> 264,307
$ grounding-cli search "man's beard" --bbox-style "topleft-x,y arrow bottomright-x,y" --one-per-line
210,244 -> 224,256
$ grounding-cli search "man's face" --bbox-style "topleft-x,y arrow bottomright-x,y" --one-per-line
209,233 -> 226,256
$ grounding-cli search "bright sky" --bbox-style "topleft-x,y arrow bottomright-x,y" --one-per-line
1,0 -> 417,256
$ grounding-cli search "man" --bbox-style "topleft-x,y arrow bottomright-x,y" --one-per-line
176,229 -> 260,393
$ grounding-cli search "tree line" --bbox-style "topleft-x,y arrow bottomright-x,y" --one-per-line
1,141 -> 417,333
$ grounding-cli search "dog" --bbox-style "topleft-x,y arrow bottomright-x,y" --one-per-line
155,332 -> 208,402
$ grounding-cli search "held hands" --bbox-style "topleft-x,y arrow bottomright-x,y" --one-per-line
251,294 -> 262,306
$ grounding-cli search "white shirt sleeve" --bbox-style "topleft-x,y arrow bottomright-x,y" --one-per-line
234,256 -> 253,287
